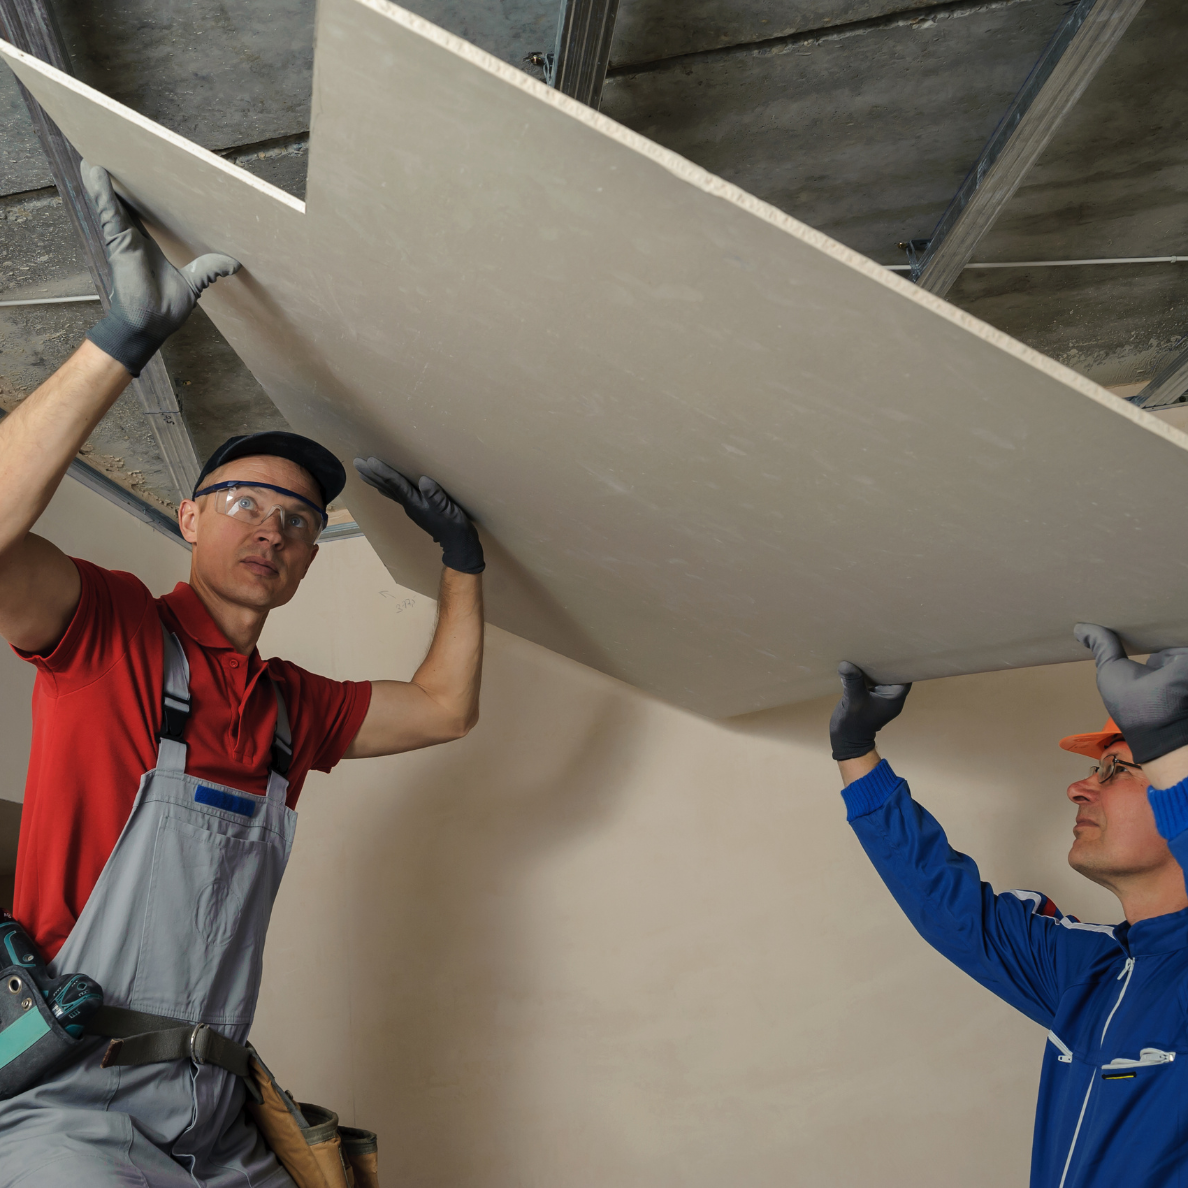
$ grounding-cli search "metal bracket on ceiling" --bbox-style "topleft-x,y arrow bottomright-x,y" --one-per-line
904,0 -> 1146,298
899,239 -> 932,281
528,0 -> 621,110
1127,343 -> 1188,411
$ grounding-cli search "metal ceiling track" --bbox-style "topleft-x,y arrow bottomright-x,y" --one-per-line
1127,346 -> 1188,410
0,0 -> 203,504
543,0 -> 620,109
908,0 -> 1146,297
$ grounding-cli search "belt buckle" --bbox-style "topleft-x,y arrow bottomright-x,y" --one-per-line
189,1023 -> 209,1066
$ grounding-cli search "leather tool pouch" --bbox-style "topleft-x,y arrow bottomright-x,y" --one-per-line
246,1046 -> 380,1187
338,1125 -> 380,1188
0,964 -> 81,1100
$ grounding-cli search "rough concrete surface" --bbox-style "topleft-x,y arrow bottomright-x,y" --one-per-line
46,0 -> 315,152
0,67 -> 52,194
950,266 -> 1188,387
610,0 -> 941,68
601,0 -> 1070,265
398,0 -> 558,71
223,135 -> 309,201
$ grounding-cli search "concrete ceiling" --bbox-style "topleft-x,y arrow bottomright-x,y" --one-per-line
0,0 -> 1184,511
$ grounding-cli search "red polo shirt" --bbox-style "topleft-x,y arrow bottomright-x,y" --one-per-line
12,558 -> 372,960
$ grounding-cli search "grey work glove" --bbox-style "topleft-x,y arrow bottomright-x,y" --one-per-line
354,457 -> 485,574
1075,623 -> 1188,764
829,661 -> 912,761
82,161 -> 240,376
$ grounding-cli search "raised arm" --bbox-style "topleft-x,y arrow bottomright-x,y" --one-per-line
0,163 -> 237,653
343,459 -> 485,756
830,662 -> 1079,1027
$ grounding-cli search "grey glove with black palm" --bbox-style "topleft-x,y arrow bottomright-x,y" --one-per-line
354,457 -> 485,574
829,661 -> 912,761
81,162 -> 240,377
1075,624 -> 1188,764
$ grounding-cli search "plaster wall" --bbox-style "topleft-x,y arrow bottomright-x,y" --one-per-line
250,533 -> 1123,1188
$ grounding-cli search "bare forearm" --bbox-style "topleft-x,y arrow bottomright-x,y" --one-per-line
344,569 -> 484,758
838,749 -> 881,786
411,568 -> 484,730
0,340 -> 129,559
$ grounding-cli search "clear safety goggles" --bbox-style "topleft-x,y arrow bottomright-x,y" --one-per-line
194,481 -> 328,545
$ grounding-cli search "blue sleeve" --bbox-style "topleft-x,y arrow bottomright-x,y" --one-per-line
844,761 -> 1088,1028
1147,773 -> 1188,888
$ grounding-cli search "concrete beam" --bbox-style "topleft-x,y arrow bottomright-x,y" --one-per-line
912,0 -> 1146,297
546,0 -> 619,108
0,0 -> 202,502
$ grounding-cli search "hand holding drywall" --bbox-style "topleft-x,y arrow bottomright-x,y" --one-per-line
354,457 -> 485,574
81,161 -> 240,377
1075,623 -> 1188,764
829,661 -> 911,761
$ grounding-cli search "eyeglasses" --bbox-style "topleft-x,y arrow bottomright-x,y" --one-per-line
1088,754 -> 1144,785
194,481 -> 327,546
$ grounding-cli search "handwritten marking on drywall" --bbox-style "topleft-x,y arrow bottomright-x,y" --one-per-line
379,590 -> 418,613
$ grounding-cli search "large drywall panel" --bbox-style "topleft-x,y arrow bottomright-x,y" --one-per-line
4,0 -> 1188,718
252,530 -> 1119,1186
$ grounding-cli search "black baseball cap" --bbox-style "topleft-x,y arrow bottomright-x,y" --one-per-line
193,432 -> 347,507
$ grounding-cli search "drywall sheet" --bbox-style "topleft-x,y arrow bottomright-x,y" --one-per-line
4,3 -> 1188,719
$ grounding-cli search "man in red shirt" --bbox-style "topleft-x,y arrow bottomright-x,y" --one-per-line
0,165 -> 485,1185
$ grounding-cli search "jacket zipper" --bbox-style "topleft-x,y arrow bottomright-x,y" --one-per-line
1057,957 -> 1135,1188
1047,1032 -> 1074,1063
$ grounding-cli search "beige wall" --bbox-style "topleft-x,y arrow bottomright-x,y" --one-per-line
1,482 -> 1126,1185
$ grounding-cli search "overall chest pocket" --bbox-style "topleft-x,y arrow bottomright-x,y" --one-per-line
134,815 -> 281,1027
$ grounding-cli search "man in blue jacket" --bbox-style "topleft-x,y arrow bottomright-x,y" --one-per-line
832,624 -> 1188,1187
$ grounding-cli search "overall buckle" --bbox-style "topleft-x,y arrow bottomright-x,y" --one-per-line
189,1023 -> 210,1065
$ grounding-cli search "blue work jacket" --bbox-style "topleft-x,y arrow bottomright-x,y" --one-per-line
844,760 -> 1188,1187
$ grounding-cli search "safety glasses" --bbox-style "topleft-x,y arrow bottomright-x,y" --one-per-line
194,481 -> 328,545
1088,754 -> 1143,785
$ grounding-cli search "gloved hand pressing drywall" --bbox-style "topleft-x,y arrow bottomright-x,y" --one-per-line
353,457 -> 485,574
1075,623 -> 1188,764
81,161 -> 240,377
829,661 -> 912,760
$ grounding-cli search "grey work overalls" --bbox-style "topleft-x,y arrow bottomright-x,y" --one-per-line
0,623 -> 298,1187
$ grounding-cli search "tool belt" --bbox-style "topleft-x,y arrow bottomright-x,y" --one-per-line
88,1004 -> 259,1088
88,1006 -> 379,1188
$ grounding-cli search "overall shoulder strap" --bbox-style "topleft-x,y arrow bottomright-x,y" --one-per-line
266,679 -> 292,801
270,681 -> 292,777
157,619 -> 191,775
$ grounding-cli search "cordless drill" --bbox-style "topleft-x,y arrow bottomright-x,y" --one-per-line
0,913 -> 102,1037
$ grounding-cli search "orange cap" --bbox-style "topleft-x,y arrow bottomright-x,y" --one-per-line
1059,718 -> 1124,760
